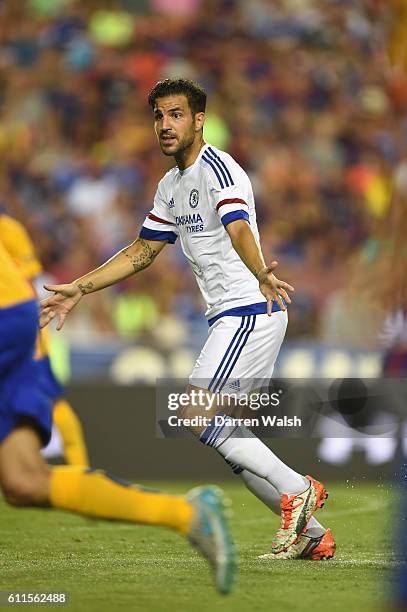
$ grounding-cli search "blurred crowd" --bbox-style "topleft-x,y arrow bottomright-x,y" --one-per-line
0,0 -> 406,349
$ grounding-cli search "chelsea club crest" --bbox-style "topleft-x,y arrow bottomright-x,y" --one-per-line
189,189 -> 199,208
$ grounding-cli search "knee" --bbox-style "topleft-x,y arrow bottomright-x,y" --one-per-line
1,471 -> 49,507
178,402 -> 191,419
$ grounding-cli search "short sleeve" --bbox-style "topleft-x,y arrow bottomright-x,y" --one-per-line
202,146 -> 250,228
139,180 -> 178,244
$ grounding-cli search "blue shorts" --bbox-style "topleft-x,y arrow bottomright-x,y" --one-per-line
35,356 -> 64,402
0,300 -> 52,446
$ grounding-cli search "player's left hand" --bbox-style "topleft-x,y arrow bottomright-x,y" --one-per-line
257,262 -> 294,315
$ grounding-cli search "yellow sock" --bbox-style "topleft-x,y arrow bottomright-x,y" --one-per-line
53,399 -> 89,467
49,466 -> 193,534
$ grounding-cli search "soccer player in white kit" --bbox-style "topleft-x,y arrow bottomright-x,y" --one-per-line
40,78 -> 335,560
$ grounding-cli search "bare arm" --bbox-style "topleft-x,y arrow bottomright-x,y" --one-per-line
73,237 -> 165,295
226,219 -> 294,314
40,237 -> 166,330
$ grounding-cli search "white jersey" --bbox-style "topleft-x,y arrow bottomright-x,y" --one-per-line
140,143 -> 278,321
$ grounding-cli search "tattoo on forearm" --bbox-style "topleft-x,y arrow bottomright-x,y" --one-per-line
123,238 -> 158,273
78,281 -> 94,295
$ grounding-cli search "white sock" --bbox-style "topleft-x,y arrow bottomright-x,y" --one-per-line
240,469 -> 325,537
199,414 -> 307,495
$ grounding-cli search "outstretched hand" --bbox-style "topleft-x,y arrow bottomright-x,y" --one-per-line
257,261 -> 294,315
40,283 -> 82,330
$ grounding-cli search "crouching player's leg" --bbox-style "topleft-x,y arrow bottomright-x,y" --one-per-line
179,385 -> 333,560
183,311 -> 335,559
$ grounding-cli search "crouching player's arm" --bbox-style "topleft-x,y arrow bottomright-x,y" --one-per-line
226,219 -> 294,315
40,238 -> 166,330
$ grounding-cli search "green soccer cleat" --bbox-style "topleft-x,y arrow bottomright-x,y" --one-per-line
187,486 -> 237,594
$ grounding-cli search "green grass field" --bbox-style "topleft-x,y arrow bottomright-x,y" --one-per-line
0,481 -> 399,612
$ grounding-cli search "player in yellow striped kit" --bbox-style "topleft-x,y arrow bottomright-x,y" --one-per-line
0,237 -> 236,594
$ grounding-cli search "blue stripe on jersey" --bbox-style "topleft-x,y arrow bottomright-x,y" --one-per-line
221,210 -> 249,227
202,154 -> 225,189
139,226 -> 178,244
208,147 -> 234,186
205,148 -> 231,187
210,316 -> 253,393
218,315 -> 256,392
208,317 -> 246,392
208,301 -> 283,326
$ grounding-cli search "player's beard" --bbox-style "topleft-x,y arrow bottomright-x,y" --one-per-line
159,126 -> 196,158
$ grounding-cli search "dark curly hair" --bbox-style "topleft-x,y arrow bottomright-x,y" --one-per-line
148,78 -> 207,115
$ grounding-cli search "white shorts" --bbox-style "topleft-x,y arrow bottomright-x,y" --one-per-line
189,310 -> 288,393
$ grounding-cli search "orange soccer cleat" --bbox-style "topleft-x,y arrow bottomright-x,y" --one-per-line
305,528 -> 336,560
258,528 -> 336,561
271,475 -> 328,554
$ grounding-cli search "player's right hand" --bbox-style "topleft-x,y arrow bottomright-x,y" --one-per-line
40,283 -> 82,330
